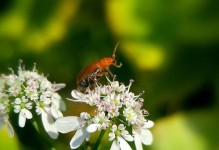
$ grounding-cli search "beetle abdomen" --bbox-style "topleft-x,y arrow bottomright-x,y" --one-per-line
77,68 -> 101,91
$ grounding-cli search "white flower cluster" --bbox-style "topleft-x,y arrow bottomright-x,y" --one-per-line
0,61 -> 65,139
55,78 -> 154,150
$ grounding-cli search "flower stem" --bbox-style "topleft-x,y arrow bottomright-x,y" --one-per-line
32,120 -> 40,133
93,130 -> 106,150
118,115 -> 129,126
31,119 -> 56,150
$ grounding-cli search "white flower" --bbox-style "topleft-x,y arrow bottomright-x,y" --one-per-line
35,94 -> 61,139
36,95 -> 51,114
24,79 -> 39,101
41,108 -> 59,139
13,96 -> 33,127
55,112 -> 91,149
40,77 -> 52,91
110,81 -> 125,93
86,112 -> 110,132
99,85 -> 111,95
109,124 -> 133,150
8,85 -> 21,97
6,74 -> 18,86
107,92 -> 122,108
50,93 -> 64,118
23,71 -> 40,81
133,120 -> 154,150
123,107 -> 138,125
35,89 -> 64,139
87,91 -> 101,106
6,74 -> 22,97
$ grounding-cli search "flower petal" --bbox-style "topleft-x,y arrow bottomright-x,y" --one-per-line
71,90 -> 85,99
134,133 -> 143,150
110,140 -> 120,150
51,105 -> 63,119
118,124 -> 125,130
70,127 -> 88,149
86,124 -> 98,133
21,96 -> 28,103
42,110 -> 59,139
111,125 -> 118,132
55,116 -> 83,133
119,137 -> 132,150
52,83 -> 66,92
123,134 -> 133,142
109,132 -> 116,141
26,102 -> 32,109
22,109 -> 33,119
18,111 -> 26,127
14,105 -> 21,113
14,98 -> 21,104
140,129 -> 153,145
60,99 -> 66,111
143,120 -> 154,129
51,93 -> 61,107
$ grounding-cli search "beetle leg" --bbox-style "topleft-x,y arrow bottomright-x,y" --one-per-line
106,68 -> 115,79
77,68 -> 102,92
113,74 -> 117,81
90,68 -> 100,81
93,68 -> 102,82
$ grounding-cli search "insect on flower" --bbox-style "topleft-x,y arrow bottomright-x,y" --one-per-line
77,43 -> 122,92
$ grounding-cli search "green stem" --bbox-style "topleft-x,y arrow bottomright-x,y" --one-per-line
93,130 -> 106,150
31,119 -> 56,150
118,115 -> 129,126
32,120 -> 40,133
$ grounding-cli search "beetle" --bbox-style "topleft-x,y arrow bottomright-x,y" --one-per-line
77,43 -> 122,91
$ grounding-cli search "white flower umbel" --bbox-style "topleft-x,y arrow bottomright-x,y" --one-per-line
14,96 -> 33,127
0,61 -> 65,139
63,77 -> 154,149
86,112 -> 111,133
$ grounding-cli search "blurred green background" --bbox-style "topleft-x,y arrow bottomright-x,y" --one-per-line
0,0 -> 219,150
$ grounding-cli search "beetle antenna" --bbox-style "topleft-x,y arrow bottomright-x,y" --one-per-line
114,62 -> 122,68
112,42 -> 119,58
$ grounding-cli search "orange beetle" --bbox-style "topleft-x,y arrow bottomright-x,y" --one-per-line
77,43 -> 122,91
